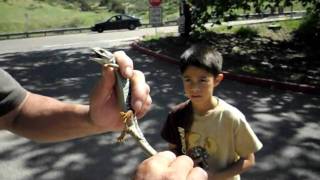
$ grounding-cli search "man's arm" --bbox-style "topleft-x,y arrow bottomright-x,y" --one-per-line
1,92 -> 100,142
208,153 -> 255,180
0,51 -> 151,142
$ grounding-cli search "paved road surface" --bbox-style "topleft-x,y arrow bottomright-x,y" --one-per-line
0,42 -> 319,179
0,26 -> 178,54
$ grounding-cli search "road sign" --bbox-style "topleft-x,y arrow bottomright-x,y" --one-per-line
149,0 -> 161,7
149,6 -> 162,27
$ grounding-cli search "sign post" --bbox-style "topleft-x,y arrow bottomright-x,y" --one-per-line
149,6 -> 162,27
149,0 -> 162,27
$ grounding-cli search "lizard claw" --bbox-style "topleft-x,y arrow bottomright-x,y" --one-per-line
117,132 -> 127,142
117,110 -> 134,142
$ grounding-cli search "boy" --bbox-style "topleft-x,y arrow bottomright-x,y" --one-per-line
161,44 -> 263,180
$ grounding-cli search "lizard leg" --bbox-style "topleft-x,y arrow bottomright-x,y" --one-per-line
117,110 -> 134,142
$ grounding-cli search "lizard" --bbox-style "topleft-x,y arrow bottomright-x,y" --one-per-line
91,47 -> 157,157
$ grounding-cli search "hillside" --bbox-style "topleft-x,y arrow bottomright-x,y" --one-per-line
0,0 -> 179,33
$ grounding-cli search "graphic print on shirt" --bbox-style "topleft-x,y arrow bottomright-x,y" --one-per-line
187,131 -> 218,155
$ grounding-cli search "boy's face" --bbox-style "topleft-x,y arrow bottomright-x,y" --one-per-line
182,66 -> 223,103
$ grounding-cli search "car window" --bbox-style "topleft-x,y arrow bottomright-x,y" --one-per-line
122,15 -> 132,20
116,16 -> 121,21
109,16 -> 117,22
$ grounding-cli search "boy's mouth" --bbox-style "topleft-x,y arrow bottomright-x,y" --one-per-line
191,95 -> 202,98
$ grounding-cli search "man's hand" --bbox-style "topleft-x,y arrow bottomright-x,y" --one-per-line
89,51 -> 152,132
135,151 -> 208,180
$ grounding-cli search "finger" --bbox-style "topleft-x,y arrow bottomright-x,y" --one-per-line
135,151 -> 176,180
130,70 -> 149,114
187,167 -> 208,180
113,51 -> 134,78
147,151 -> 177,166
136,95 -> 152,119
167,155 -> 194,179
134,84 -> 151,118
90,66 -> 115,106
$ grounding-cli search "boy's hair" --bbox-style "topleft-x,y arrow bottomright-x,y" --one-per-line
179,44 -> 223,76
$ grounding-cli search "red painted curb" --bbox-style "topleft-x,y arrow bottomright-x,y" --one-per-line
131,42 -> 320,94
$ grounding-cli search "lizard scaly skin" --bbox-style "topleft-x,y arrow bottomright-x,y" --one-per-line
91,47 -> 157,157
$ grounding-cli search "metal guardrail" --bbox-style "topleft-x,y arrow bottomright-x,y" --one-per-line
0,11 -> 305,40
0,22 -> 178,40
0,27 -> 91,40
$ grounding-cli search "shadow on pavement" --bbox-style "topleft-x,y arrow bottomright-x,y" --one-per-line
0,46 -> 319,180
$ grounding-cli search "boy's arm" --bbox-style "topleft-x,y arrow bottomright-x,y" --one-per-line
168,143 -> 179,155
208,153 -> 255,180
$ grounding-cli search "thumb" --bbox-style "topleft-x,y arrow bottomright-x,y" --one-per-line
90,66 -> 116,107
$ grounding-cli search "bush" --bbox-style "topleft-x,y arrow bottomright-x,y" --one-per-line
235,26 -> 258,39
66,17 -> 85,27
293,12 -> 320,47
110,1 -> 125,14
78,0 -> 91,11
100,0 -> 125,13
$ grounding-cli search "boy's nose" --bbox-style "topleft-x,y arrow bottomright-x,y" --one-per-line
191,85 -> 200,92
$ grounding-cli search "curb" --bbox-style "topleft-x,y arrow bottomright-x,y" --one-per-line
130,42 -> 320,95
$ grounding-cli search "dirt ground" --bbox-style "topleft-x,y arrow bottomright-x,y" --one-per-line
139,32 -> 320,87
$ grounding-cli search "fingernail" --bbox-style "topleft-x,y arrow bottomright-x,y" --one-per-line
125,67 -> 133,77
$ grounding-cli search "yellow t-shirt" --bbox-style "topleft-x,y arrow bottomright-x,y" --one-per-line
187,98 -> 263,180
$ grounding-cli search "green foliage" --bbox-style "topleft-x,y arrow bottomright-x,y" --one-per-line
162,0 -> 180,21
235,26 -> 259,39
99,0 -> 125,13
185,0 -> 319,47
205,19 -> 301,41
294,12 -> 320,47
241,65 -> 258,74
0,0 -> 181,33
34,0 -> 101,10
78,0 -> 92,11
66,17 -> 85,27
0,0 -> 109,33
0,0 -> 177,33
187,0 -> 311,31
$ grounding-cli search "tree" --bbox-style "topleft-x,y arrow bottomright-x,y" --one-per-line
99,0 -> 125,13
186,0 -> 319,32
179,0 -> 192,38
78,0 -> 91,11
294,0 -> 320,47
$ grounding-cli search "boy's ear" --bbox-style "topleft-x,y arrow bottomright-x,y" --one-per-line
214,73 -> 224,87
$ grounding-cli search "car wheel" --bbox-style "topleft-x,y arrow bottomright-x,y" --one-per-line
128,24 -> 136,30
97,28 -> 104,33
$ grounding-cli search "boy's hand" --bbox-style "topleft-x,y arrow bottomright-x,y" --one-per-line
89,51 -> 152,132
135,151 -> 208,180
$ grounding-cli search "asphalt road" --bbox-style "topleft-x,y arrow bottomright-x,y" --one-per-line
0,33 -> 319,180
0,26 -> 178,54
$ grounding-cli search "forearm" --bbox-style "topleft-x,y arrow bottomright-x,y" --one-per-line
208,154 -> 255,180
6,92 -> 105,142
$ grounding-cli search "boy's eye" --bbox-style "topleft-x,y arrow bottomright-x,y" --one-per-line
183,78 -> 191,83
200,78 -> 209,83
